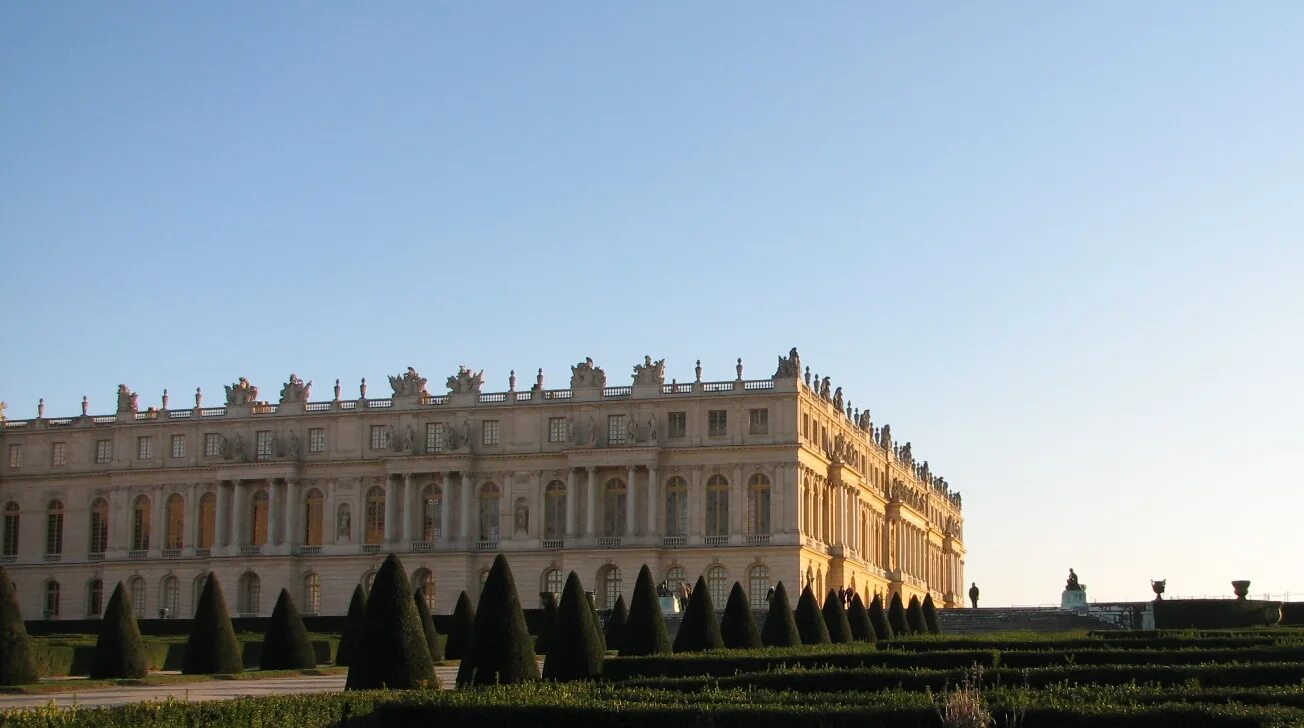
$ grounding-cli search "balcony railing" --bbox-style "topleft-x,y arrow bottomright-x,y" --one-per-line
239,545 -> 263,556
595,536 -> 622,548
661,536 -> 686,548
361,544 -> 381,554
193,548 -> 211,558
745,534 -> 771,546
0,555 -> 15,563
476,540 -> 499,551
128,550 -> 148,559
162,548 -> 182,559
295,545 -> 321,556
541,539 -> 564,550
409,541 -> 436,553
704,535 -> 729,547
87,552 -> 105,561
44,553 -> 62,562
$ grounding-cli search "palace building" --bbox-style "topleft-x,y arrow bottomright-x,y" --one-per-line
0,349 -> 964,622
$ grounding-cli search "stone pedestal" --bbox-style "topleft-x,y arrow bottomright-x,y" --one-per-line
658,596 -> 681,614
1061,589 -> 1088,613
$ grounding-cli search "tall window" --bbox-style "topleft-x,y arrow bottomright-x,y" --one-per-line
601,566 -> 622,609
137,436 -> 153,460
370,425 -> 389,450
255,431 -> 273,460
705,475 -> 729,537
170,434 -> 186,459
603,478 -> 627,537
2,502 -> 17,556
44,580 -> 60,618
664,477 -> 688,537
481,420 -> 500,446
747,474 -> 771,535
706,565 -> 728,607
412,569 -> 434,611
303,573 -> 321,615
748,408 -> 769,435
607,415 -> 626,446
425,423 -> 446,453
89,498 -> 109,554
748,565 -> 770,607
478,483 -> 500,541
543,480 -> 566,539
364,487 -> 385,545
197,492 -> 216,549
547,418 -> 568,444
8,444 -> 22,468
132,495 -> 151,551
165,494 -> 184,549
708,410 -> 728,437
87,579 -> 103,616
666,565 -> 685,591
204,433 -> 223,457
51,442 -> 67,466
45,500 -> 64,555
250,490 -> 269,545
308,428 -> 326,453
543,568 -> 563,600
304,489 -> 324,546
161,575 -> 179,616
128,576 -> 146,618
238,572 -> 260,615
421,483 -> 441,541
667,412 -> 687,438
95,439 -> 112,464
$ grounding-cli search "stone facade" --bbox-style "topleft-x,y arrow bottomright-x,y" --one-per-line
0,352 -> 964,622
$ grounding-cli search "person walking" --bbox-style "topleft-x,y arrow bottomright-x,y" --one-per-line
968,582 -> 980,609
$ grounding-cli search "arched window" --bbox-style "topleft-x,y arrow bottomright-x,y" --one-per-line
705,475 -> 729,538
128,576 -> 146,618
87,579 -> 104,616
303,573 -> 321,615
421,483 -> 441,541
666,565 -> 685,587
46,500 -> 64,555
132,495 -> 151,551
364,487 -> 385,545
363,569 -> 376,594
747,474 -> 771,535
161,574 -> 179,617
664,477 -> 687,537
165,494 -> 184,550
336,504 -> 353,543
543,480 -> 566,539
2,502 -> 18,556
238,572 -> 260,615
805,566 -> 815,590
603,478 -> 626,537
44,580 -> 60,618
748,565 -> 770,608
478,483 -> 499,541
197,492 -> 216,550
250,490 -> 269,546
600,566 -> 622,609
705,565 -> 728,607
89,498 -> 109,554
304,488 -> 324,546
542,568 -> 563,600
412,569 -> 435,611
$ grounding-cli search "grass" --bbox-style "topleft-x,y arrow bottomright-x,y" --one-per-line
0,668 -> 348,696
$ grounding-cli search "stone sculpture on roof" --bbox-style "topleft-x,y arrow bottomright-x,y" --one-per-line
570,357 -> 606,388
279,374 -> 312,404
224,377 -> 259,406
116,384 -> 139,413
446,366 -> 484,395
389,367 -> 428,397
773,347 -> 802,379
631,355 -> 666,385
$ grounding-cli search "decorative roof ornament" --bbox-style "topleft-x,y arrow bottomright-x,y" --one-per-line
116,384 -> 139,413
388,367 -> 428,397
570,358 -> 606,388
446,365 -> 484,394
224,378 -> 259,406
631,355 -> 665,385
279,374 -> 312,404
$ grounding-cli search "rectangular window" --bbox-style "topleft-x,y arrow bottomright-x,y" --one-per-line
708,410 -> 728,437
204,433 -> 223,457
749,408 -> 769,435
309,428 -> 326,453
607,415 -> 627,446
548,417 -> 568,444
370,425 -> 389,450
136,436 -> 153,460
482,420 -> 500,446
7,444 -> 21,468
802,413 -> 810,439
170,435 -> 186,459
95,439 -> 112,464
255,430 -> 273,460
51,442 -> 67,467
668,411 -> 687,439
425,423 -> 446,453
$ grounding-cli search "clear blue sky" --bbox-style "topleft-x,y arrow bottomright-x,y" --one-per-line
3,3 -> 1301,605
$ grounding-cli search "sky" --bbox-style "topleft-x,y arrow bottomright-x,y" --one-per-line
2,2 -> 1302,605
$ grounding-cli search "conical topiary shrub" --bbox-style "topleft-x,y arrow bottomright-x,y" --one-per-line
760,581 -> 801,647
888,592 -> 909,636
869,594 -> 894,642
456,553 -> 538,686
794,585 -> 830,645
822,590 -> 853,644
604,594 -> 627,652
0,567 -> 36,686
587,590 -> 607,653
91,582 -> 148,679
261,588 -> 316,670
542,571 -> 604,681
345,554 -> 437,690
335,584 -> 367,667
674,575 -> 723,653
534,591 -> 558,656
719,581 -> 761,650
183,573 -> 242,675
619,565 -> 671,656
848,593 -> 876,644
444,590 -> 476,660
414,588 -> 444,662
906,595 -> 927,635
922,594 -> 941,634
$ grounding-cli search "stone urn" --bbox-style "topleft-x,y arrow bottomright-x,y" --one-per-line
1150,579 -> 1166,600
1232,580 -> 1251,600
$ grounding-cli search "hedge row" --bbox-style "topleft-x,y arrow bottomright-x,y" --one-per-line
889,635 -> 1283,651
29,638 -> 339,677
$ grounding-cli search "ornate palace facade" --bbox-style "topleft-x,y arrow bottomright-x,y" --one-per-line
0,349 -> 964,621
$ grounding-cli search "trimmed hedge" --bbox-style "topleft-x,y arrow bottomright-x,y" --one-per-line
534,592 -> 558,656
261,589 -> 317,670
182,573 -> 242,675
414,588 -> 444,663
603,595 -> 627,652
444,591 -> 476,660
887,593 -> 908,636
1154,599 -> 1284,629
821,591 -> 852,644
793,585 -> 829,645
345,553 -> 437,690
905,595 -> 926,635
760,581 -> 800,648
719,582 -> 761,650
921,594 -> 940,634
673,576 -> 722,653
619,565 -> 671,657
847,593 -> 875,644
542,571 -> 604,681
90,582 -> 147,679
335,584 -> 367,667
456,553 -> 538,687
868,594 -> 893,642
0,565 -> 37,685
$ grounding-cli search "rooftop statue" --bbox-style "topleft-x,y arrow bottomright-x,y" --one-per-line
224,377 -> 259,406
832,386 -> 844,411
389,366 -> 428,397
116,384 -> 139,413
772,347 -> 802,380
446,365 -> 484,395
819,376 -> 831,400
279,373 -> 312,404
570,357 -> 606,388
631,355 -> 666,385
1066,568 -> 1084,592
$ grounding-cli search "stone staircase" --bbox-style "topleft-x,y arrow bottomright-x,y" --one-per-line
938,607 -> 1124,634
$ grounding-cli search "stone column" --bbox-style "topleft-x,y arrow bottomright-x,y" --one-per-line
214,482 -> 228,550
187,483 -> 199,549
565,469 -> 577,538
267,479 -> 280,546
688,467 -> 703,540
730,464 -> 744,538
151,485 -> 166,552
529,472 -> 543,540
284,479 -> 297,547
625,465 -> 637,537
646,466 -> 659,535
405,474 -> 418,543
585,467 -> 597,538
439,473 -> 451,543
229,480 -> 244,548
460,472 -> 475,541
